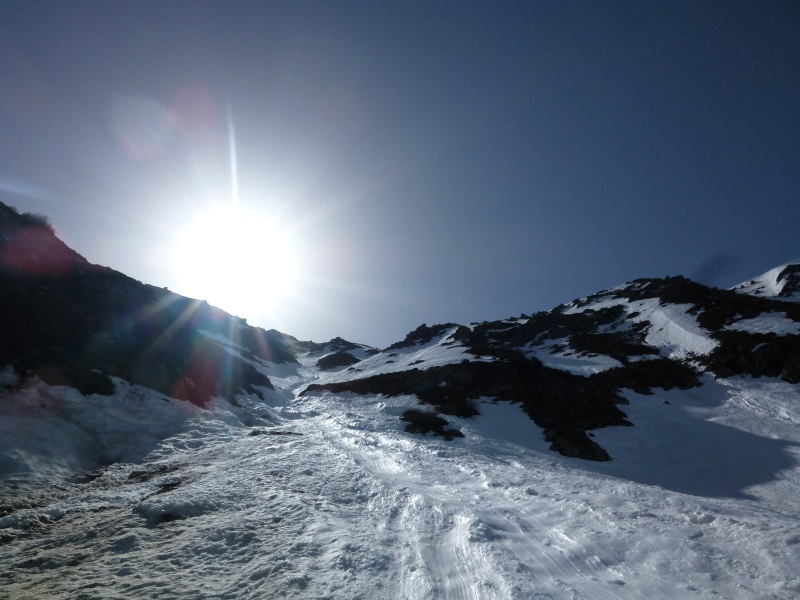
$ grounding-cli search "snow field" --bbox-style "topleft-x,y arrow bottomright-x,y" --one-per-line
559,293 -> 717,365
629,299 -> 718,359
2,350 -> 800,598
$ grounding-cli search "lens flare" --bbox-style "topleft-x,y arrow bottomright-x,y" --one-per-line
108,95 -> 175,160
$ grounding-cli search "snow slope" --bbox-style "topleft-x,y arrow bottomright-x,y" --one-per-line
312,325 -> 493,386
519,336 -> 624,376
562,293 -> 718,361
3,348 -> 800,599
733,260 -> 800,302
4,244 -> 800,598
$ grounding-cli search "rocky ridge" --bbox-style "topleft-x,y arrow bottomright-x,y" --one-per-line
307,272 -> 800,460
2,200 -> 800,461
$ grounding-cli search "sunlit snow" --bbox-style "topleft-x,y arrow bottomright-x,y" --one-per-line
3,343 -> 800,599
629,299 -> 718,359
561,293 -> 718,360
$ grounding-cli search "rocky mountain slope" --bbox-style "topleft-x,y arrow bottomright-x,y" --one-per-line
0,201 -> 293,405
3,202 -> 800,598
2,200 -> 800,463
307,269 -> 800,460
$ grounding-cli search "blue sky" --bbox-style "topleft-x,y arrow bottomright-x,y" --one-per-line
1,1 -> 798,347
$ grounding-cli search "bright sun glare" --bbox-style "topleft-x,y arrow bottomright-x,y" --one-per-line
173,204 -> 297,321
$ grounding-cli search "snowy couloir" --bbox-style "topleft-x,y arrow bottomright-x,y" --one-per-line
2,202 -> 800,598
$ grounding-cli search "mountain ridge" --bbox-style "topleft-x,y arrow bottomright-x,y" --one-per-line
2,200 -> 800,462
3,202 -> 800,598
306,271 -> 800,459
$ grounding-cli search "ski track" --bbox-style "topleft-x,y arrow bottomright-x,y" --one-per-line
2,355 -> 800,598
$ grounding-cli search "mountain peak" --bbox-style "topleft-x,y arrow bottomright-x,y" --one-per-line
731,259 -> 800,302
0,201 -> 88,275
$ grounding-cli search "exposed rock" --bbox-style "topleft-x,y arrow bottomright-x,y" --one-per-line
5,199 -> 800,463
385,323 -> 462,351
777,263 -> 800,298
702,332 -> 800,383
401,410 -> 464,441
0,201 -> 276,406
317,352 -> 360,370
544,428 -> 611,462
306,356 -> 647,459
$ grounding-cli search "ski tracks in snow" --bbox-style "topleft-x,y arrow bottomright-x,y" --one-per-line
4,374 -> 800,598
300,401 -> 509,600
295,392 -> 683,600
295,387 -> 800,599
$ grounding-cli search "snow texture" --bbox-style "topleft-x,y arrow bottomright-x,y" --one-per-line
630,300 -> 718,359
562,293 -> 718,360
3,347 -> 800,599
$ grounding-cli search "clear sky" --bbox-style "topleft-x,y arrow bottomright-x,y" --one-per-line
1,1 -> 798,348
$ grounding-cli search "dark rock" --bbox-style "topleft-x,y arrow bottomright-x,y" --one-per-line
0,201 -> 277,407
385,323 -> 462,351
776,264 -> 800,299
401,410 -> 464,441
544,428 -> 611,462
317,351 -> 360,370
593,359 -> 701,395
305,356 -> 637,459
702,332 -> 800,383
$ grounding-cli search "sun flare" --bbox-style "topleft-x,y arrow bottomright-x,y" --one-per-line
172,204 -> 296,320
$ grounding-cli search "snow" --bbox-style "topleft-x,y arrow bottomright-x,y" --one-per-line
0,377 -> 202,484
732,259 -> 800,302
560,294 -> 625,315
312,326 -> 493,387
629,299 -> 718,359
3,349 -> 800,598
733,265 -> 787,297
561,295 -> 718,361
725,312 -> 800,335
520,337 -> 624,376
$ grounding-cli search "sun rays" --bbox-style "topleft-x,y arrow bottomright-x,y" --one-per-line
160,98 -> 387,339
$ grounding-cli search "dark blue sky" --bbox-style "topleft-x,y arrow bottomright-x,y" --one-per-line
2,1 -> 799,347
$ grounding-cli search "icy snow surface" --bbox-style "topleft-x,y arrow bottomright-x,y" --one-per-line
2,352 -> 800,599
734,266 -> 789,297
631,300 -> 718,359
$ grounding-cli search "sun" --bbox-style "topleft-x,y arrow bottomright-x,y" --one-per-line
172,203 -> 297,320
